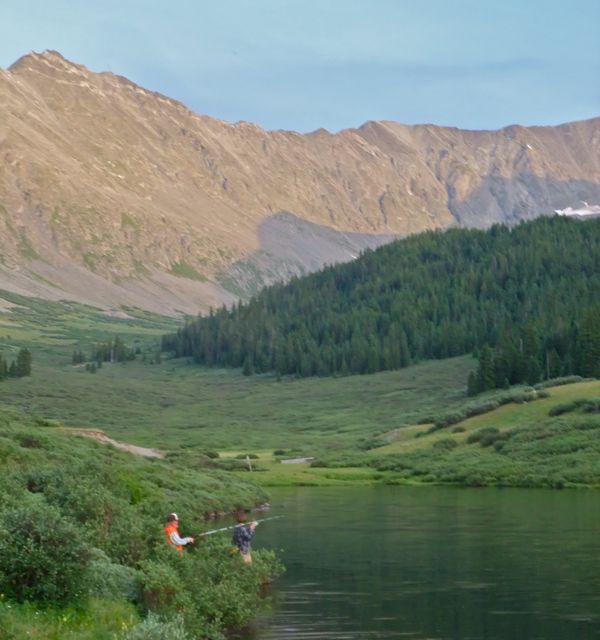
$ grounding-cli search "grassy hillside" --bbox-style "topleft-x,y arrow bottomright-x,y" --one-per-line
294,379 -> 600,488
0,406 -> 282,640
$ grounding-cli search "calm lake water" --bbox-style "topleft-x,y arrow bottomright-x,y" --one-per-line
243,486 -> 600,640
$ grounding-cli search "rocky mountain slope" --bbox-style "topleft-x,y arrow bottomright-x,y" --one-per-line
1,50 -> 599,314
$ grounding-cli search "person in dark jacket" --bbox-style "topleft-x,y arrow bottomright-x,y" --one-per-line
231,511 -> 258,563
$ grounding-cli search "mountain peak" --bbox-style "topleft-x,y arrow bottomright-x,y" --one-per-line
1,51 -> 599,314
8,49 -> 91,73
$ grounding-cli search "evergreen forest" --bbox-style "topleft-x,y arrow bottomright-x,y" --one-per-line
162,216 -> 600,386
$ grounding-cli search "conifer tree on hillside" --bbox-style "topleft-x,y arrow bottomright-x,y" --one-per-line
15,348 -> 32,377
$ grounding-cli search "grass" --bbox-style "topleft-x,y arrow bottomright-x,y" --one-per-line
372,380 -> 600,454
215,449 -> 394,486
0,290 -> 598,489
0,290 -> 475,451
360,379 -> 600,488
0,354 -> 474,451
221,381 -> 600,487
169,261 -> 207,282
0,598 -> 139,640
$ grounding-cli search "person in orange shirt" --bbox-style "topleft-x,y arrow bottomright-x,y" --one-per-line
164,513 -> 194,552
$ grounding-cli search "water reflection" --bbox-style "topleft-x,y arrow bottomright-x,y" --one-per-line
242,486 -> 600,640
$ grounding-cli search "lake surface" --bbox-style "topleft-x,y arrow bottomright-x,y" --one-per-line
244,486 -> 600,640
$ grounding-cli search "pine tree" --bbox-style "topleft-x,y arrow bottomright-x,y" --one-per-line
242,355 -> 254,376
476,346 -> 495,392
15,348 -> 32,377
467,371 -> 479,396
579,309 -> 600,377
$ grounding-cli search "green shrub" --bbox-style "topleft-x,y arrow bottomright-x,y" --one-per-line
0,502 -> 90,605
234,453 -> 259,460
122,613 -> 190,640
136,541 -> 283,640
480,430 -> 509,448
85,548 -> 138,600
357,437 -> 386,451
176,540 -> 283,636
549,401 -> 581,417
467,427 -> 499,445
273,449 -> 287,456
451,425 -> 466,433
137,556 -> 192,615
534,376 -> 585,390
431,411 -> 466,431
217,459 -> 252,471
582,399 -> 600,414
433,438 -> 458,451
15,433 -> 49,449
33,417 -> 62,427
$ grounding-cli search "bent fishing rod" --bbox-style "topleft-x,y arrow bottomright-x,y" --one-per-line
197,515 -> 284,538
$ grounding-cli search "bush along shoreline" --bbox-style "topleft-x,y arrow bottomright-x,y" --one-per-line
0,417 -> 283,640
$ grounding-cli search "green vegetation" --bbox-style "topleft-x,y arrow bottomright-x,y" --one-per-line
304,380 -> 600,489
469,307 -> 600,394
426,386 -> 550,431
18,230 -> 40,260
169,261 -> 207,282
0,347 -> 32,379
0,409 -> 281,639
163,216 -> 600,383
0,339 -> 474,452
0,290 -> 598,492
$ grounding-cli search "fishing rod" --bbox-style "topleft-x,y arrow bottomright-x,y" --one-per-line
197,515 -> 284,538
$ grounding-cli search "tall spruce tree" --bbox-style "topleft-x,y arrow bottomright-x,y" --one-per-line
15,348 -> 32,377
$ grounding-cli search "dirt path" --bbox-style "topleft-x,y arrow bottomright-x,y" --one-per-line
65,428 -> 165,459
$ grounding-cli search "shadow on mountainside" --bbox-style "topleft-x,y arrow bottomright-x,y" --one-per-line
216,212 -> 399,299
450,175 -> 600,227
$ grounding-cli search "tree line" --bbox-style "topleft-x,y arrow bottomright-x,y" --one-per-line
162,216 -> 600,384
72,336 -> 138,372
469,308 -> 600,394
0,347 -> 32,379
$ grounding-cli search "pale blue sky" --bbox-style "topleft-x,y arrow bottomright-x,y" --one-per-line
1,0 -> 598,132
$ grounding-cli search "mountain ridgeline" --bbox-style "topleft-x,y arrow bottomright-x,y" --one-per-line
162,216 -> 600,385
1,51 -> 599,313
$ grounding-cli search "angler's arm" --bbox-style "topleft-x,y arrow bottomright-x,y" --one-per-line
241,525 -> 256,541
170,531 -> 193,546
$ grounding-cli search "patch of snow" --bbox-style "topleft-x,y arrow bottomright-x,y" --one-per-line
554,203 -> 600,217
